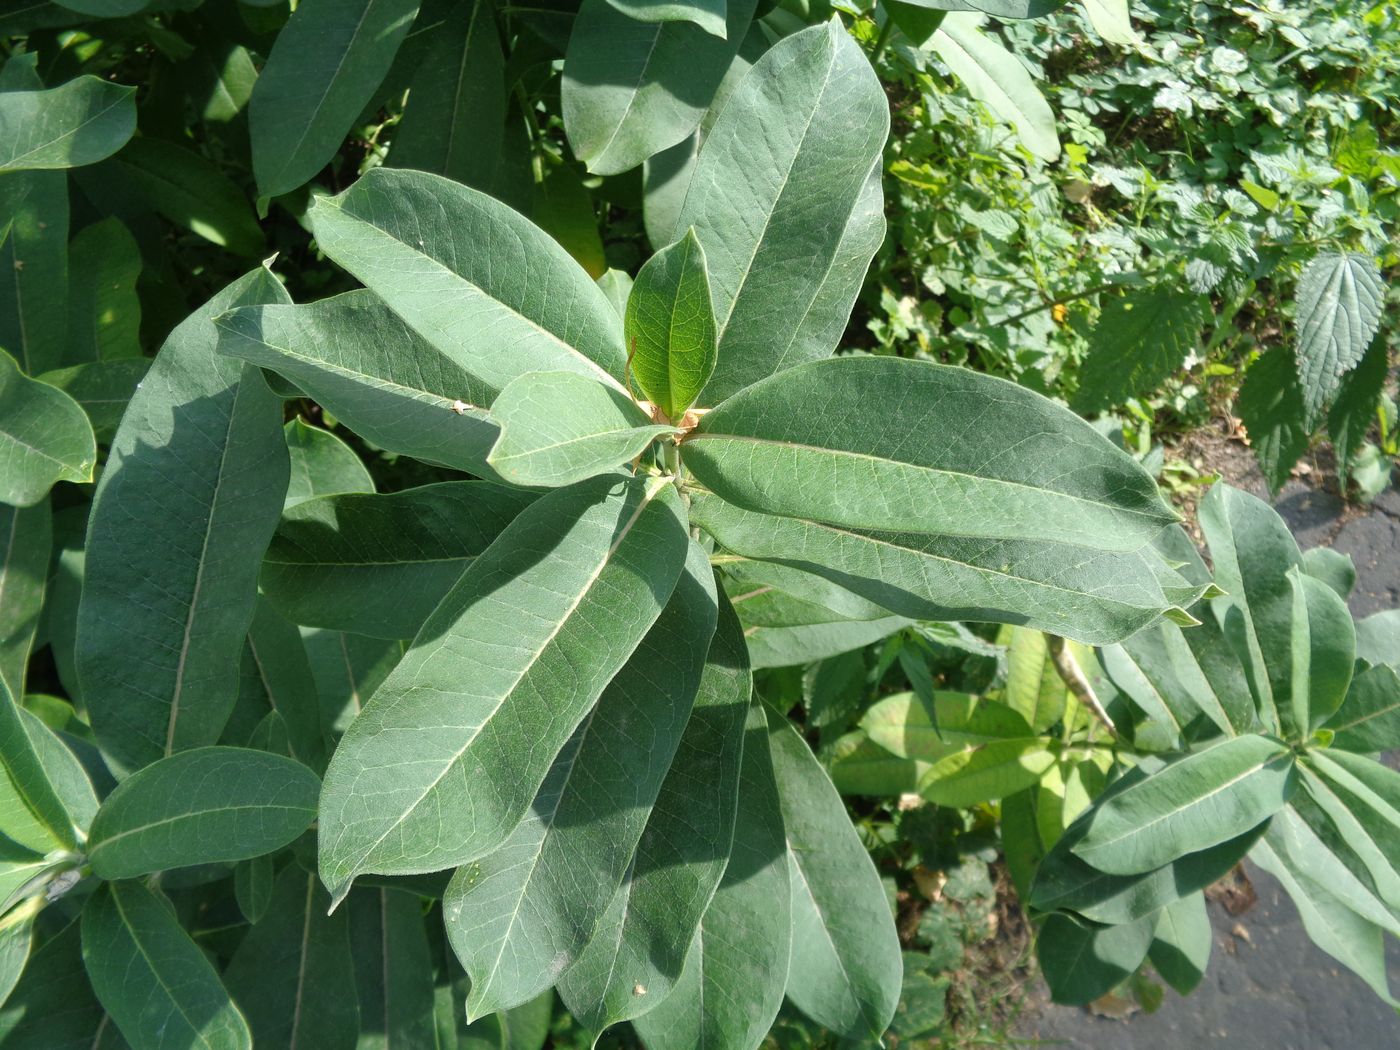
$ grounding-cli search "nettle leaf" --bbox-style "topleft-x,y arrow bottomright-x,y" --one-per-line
1149,892 -> 1211,995
318,474 -> 688,904
1072,735 -> 1296,876
557,588 -> 749,1036
604,0 -> 726,36
86,747 -> 320,879
0,349 -> 96,507
625,229 -> 717,420
261,482 -> 534,640
349,887 -> 437,1050
1326,664 -> 1400,752
1037,912 -> 1154,1006
0,76 -> 134,171
1071,287 -> 1208,415
77,269 -> 291,776
631,699 -> 791,1050
685,357 -> 1178,551
250,0 -> 420,197
0,500 -> 48,698
561,0 -> 756,177
444,542 -> 717,1018
283,419 -> 373,507
82,881 -> 252,1050
1293,252 -> 1384,425
677,19 -> 888,402
768,706 -> 902,1040
224,866 -> 359,1049
306,169 -> 627,395
930,14 -> 1059,162
1237,347 -> 1310,495
216,290 -> 501,477
486,372 -> 677,487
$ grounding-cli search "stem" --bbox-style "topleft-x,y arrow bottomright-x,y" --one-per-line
871,17 -> 896,64
999,280 -> 1135,328
1046,635 -> 1120,740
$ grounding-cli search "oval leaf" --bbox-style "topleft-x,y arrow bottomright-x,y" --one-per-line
625,228 -> 717,419
0,76 -> 135,171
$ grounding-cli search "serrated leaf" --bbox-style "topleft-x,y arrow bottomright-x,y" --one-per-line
676,20 -> 887,402
1293,252 -> 1384,425
0,348 -> 96,507
250,0 -> 420,197
1071,288 -> 1207,414
262,483 -> 533,640
1237,348 -> 1309,495
626,229 -> 717,419
486,372 -> 676,487
1327,333 -> 1391,491
350,887 -> 437,1050
0,76 -> 134,171
86,747 -> 320,878
318,474 -> 688,904
306,169 -> 627,395
77,269 -> 291,776
768,706 -> 902,1040
82,881 -> 252,1050
0,500 -> 48,698
283,418 -> 373,507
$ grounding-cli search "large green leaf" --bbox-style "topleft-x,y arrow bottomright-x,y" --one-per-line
1003,628 -> 1069,733
768,706 -> 902,1040
626,229 -> 717,419
261,483 -> 533,639
0,349 -> 95,507
224,866 -> 359,1049
1292,759 -> 1400,926
827,731 -> 929,796
604,0 -> 726,35
77,269 -> 292,775
1148,892 -> 1211,995
318,474 -> 688,904
630,699 -> 791,1050
1071,288 -> 1208,414
306,169 -> 627,395
930,14 -> 1059,162
1285,566 -> 1355,733
86,747 -> 320,878
1036,912 -> 1154,1006
486,372 -> 676,487
0,921 -> 122,1048
349,887 -> 437,1050
860,690 -> 1031,761
0,674 -> 80,851
216,290 -> 501,477
0,76 -> 134,171
675,20 -> 887,402
556,588 -> 749,1036
0,163 -> 68,376
81,881 -> 252,1050
444,542 -> 717,1017
249,0 -> 420,197
0,500 -> 48,697
1292,252 -> 1385,425
918,738 -> 1055,807
561,0 -> 755,177
690,493 -> 1203,646
684,357 -> 1178,551
1072,735 -> 1296,875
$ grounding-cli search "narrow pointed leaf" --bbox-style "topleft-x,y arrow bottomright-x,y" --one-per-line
87,747 -> 320,878
0,675 -> 79,851
676,20 -> 887,402
486,372 -> 676,487
224,866 -> 359,1049
262,483 -> 534,640
349,887 -> 437,1050
1293,252 -> 1385,424
306,169 -> 627,394
250,0 -> 420,197
318,474 -> 688,903
0,77 -> 134,171
0,500 -> 48,697
77,269 -> 292,775
82,881 -> 252,1050
768,706 -> 901,1040
0,349 -> 96,507
243,600 -> 331,771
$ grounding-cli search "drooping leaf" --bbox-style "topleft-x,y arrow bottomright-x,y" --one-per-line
1072,735 -> 1296,876
768,706 -> 902,1040
86,747 -> 320,878
250,0 -> 421,197
1292,252 -> 1385,424
283,418 -> 374,507
81,881 -> 252,1050
685,357 -> 1179,550
1237,348 -> 1310,494
216,291 -> 501,477
1036,912 -> 1154,1006
0,348 -> 96,507
625,228 -> 717,420
65,217 -> 142,364
318,474 -> 688,904
224,866 -> 359,1049
675,20 -> 887,403
1071,288 -> 1208,415
1148,892 -> 1211,995
0,500 -> 48,697
630,699 -> 791,1050
306,169 -> 628,395
76,269 -> 291,776
1003,628 -> 1070,733
262,483 -> 534,640
486,372 -> 676,487
444,542 -> 717,1017
0,76 -> 135,171
556,588 -> 749,1036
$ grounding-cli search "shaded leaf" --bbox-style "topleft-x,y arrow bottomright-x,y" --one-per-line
0,349 -> 96,507
0,77 -> 134,171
